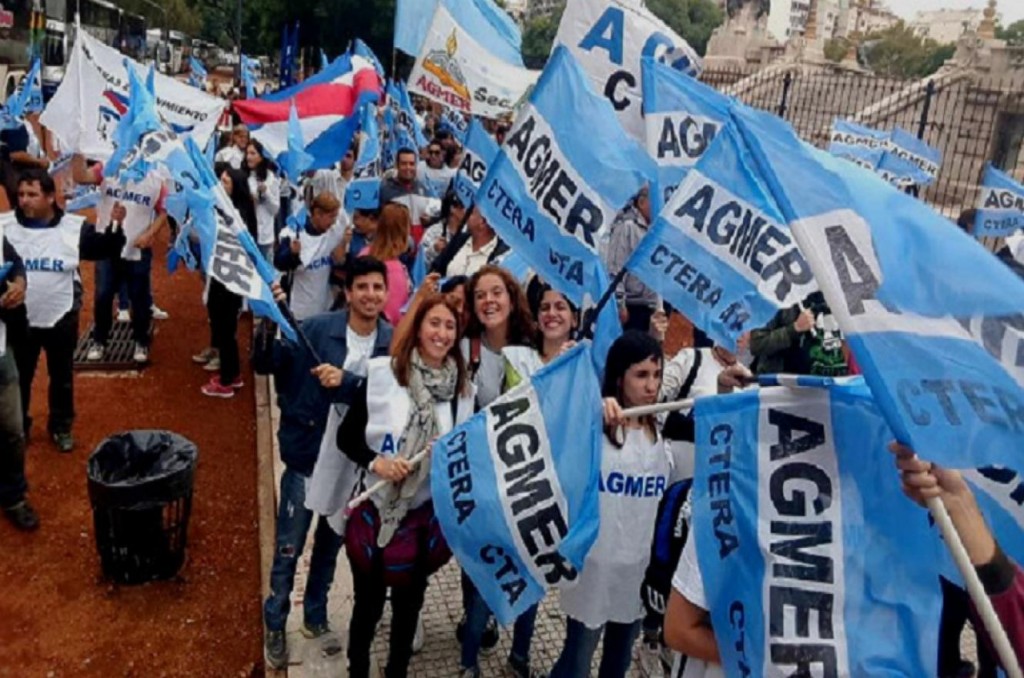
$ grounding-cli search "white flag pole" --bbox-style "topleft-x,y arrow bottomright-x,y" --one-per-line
347,448 -> 430,510
619,397 -> 696,419
928,495 -> 1022,678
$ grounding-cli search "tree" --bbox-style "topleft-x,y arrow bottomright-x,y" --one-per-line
522,5 -> 564,70
861,22 -> 956,79
645,0 -> 725,56
996,19 -> 1024,46
824,37 -> 850,62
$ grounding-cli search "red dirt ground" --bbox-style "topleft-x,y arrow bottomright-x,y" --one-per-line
0,223 -> 264,677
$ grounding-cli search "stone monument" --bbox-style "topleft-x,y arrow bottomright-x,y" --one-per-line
704,0 -> 781,69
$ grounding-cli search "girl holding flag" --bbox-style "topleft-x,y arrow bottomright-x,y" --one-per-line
335,293 -> 474,678
552,331 -> 672,678
458,265 -> 538,677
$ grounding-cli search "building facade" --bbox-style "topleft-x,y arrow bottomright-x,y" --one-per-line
910,8 -> 984,44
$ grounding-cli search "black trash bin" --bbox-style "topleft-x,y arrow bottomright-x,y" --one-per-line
86,431 -> 198,584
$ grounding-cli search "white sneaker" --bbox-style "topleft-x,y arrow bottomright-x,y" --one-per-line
637,639 -> 666,678
86,344 -> 105,361
412,614 -> 425,654
116,309 -> 130,323
151,305 -> 169,320
133,343 -> 149,363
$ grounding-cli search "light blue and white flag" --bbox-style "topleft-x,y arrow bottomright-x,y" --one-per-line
20,57 -> 44,114
732,103 -> 1024,471
495,249 -> 532,284
641,56 -> 730,218
477,47 -> 654,361
440,108 -> 469,145
692,378 -> 942,678
241,54 -> 259,99
453,118 -> 499,208
625,120 -> 817,350
886,126 -> 941,186
975,163 -> 1024,238
278,98 -> 314,184
827,118 -> 886,171
555,0 -> 702,141
352,38 -> 386,79
353,103 -> 381,179
431,343 -> 602,625
103,62 -> 164,184
189,56 -> 208,89
395,0 -> 524,67
386,80 -> 428,157
345,178 -> 381,212
966,466 -> 1024,569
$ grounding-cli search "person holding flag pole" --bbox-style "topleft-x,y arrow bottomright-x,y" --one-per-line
334,292 -> 474,678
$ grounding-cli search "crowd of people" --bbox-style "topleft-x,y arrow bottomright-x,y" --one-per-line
1,88 -> 1022,678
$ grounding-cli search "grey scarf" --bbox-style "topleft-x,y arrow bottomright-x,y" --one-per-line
376,349 -> 458,547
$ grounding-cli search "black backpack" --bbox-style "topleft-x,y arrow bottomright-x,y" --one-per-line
641,478 -> 693,619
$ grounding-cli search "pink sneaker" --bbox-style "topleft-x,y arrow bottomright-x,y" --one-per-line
226,377 -> 244,389
201,378 -> 235,398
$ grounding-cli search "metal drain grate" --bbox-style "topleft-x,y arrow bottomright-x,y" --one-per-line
74,319 -> 153,371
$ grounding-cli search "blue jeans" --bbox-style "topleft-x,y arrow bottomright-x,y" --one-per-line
93,250 -> 153,346
263,467 -> 344,631
551,617 -> 641,678
461,574 -> 539,669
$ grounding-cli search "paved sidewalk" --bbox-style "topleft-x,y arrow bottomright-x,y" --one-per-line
256,376 -> 982,677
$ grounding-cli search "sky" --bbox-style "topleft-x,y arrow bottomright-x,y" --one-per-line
885,0 -> 1024,26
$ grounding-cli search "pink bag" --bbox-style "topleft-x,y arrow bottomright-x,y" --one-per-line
345,501 -> 452,588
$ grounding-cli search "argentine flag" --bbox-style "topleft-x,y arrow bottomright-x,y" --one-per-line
453,118 -> 499,208
431,343 -> 603,625
732,104 -> 1024,471
626,120 -> 817,351
641,56 -> 730,216
692,378 -> 942,677
976,163 -> 1024,238
476,46 -> 655,361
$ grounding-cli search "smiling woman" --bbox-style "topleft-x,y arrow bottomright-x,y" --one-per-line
334,292 -> 473,678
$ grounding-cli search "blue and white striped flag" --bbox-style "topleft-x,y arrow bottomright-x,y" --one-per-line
21,57 -> 43,114
477,47 -> 653,362
625,120 -> 817,350
692,378 -> 942,677
886,126 -> 940,186
353,103 -> 382,181
104,62 -> 163,184
453,118 -> 498,208
641,56 -> 729,216
733,104 -> 1024,471
828,118 -> 886,171
431,343 -> 602,625
394,0 -> 524,67
975,163 -> 1024,238
188,56 -> 207,89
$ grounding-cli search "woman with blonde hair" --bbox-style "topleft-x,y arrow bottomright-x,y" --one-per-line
361,203 -> 413,324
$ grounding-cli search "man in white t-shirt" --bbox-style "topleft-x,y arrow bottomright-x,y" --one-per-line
417,140 -> 456,198
72,155 -> 168,364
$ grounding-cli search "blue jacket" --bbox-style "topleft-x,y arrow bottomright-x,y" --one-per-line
254,310 -> 393,475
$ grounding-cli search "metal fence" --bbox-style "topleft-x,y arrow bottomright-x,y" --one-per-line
700,65 -> 1024,220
